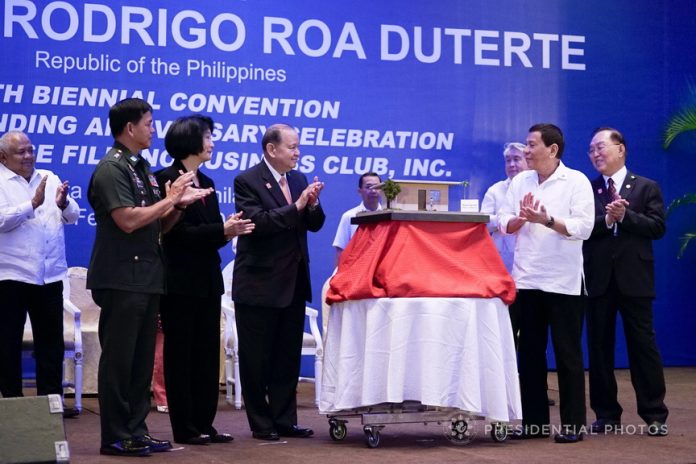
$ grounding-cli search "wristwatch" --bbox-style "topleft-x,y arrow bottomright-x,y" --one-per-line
545,215 -> 555,228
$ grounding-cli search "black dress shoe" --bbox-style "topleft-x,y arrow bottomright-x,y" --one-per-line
134,434 -> 173,452
590,418 -> 621,433
177,434 -> 211,445
100,439 -> 151,456
210,433 -> 234,443
277,425 -> 314,438
646,421 -> 668,437
554,432 -> 584,444
252,430 -> 280,441
62,407 -> 80,419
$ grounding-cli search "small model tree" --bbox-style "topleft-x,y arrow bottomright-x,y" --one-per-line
381,179 -> 401,209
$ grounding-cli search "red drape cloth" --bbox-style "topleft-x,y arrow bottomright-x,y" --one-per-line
327,220 -> 516,306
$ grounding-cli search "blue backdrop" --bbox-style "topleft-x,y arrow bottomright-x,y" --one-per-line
2,0 -> 695,373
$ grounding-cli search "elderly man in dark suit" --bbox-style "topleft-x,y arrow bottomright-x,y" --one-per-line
583,127 -> 669,437
232,123 -> 325,441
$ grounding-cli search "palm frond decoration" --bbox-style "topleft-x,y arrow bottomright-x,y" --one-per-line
663,91 -> 696,258
678,233 -> 696,259
663,108 -> 696,149
688,78 -> 696,97
666,193 -> 696,217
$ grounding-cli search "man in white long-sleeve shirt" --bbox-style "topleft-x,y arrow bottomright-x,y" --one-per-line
0,130 -> 79,414
498,123 -> 594,444
481,142 -> 528,272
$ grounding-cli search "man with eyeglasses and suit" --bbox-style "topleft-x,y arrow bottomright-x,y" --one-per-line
583,127 -> 669,437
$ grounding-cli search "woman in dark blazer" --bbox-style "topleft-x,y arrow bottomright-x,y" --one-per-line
156,115 -> 254,445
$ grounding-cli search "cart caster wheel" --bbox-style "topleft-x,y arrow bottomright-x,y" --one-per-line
490,423 -> 508,442
444,413 -> 474,445
329,420 -> 347,441
364,426 -> 381,448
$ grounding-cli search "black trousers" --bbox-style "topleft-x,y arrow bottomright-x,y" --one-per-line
235,264 -> 308,434
93,289 -> 159,446
517,289 -> 586,433
160,293 -> 222,442
0,280 -> 64,397
509,300 -> 521,351
586,279 -> 668,424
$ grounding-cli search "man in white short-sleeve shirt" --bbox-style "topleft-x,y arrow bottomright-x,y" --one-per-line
332,172 -> 382,264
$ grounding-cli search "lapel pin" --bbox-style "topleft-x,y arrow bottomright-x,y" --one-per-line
598,188 -> 603,194
626,184 -> 631,189
265,182 -> 272,189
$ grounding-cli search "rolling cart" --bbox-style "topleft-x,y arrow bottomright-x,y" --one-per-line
321,212 -> 521,449
325,402 -> 509,448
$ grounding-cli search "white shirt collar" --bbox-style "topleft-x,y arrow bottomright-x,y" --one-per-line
359,201 -> 383,212
535,161 -> 569,185
0,163 -> 40,184
0,163 -> 15,180
603,165 -> 628,190
262,157 -> 284,183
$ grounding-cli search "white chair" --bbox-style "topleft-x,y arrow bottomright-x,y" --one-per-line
22,267 -> 86,412
221,260 -> 242,409
300,305 -> 323,408
221,260 -> 324,409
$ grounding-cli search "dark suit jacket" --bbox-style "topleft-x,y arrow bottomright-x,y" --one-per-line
232,161 -> 325,308
155,161 -> 228,298
583,171 -> 666,298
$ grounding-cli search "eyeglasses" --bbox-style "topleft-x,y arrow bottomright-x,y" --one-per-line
587,143 -> 621,156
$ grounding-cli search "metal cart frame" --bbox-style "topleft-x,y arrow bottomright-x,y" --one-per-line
325,402 -> 509,448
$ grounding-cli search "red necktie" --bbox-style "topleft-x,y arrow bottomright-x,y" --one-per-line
279,176 -> 292,204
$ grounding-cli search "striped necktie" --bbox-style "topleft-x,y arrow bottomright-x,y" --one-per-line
607,178 -> 619,201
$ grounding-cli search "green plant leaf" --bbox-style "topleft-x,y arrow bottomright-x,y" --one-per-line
678,233 -> 696,259
664,108 -> 696,149
666,193 -> 696,217
381,179 -> 401,201
663,94 -> 696,259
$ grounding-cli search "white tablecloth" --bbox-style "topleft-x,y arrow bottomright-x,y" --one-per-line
320,297 -> 522,422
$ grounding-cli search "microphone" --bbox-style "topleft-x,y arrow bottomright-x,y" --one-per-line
368,182 -> 386,190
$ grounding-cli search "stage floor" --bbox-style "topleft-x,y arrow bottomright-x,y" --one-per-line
52,368 -> 696,463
